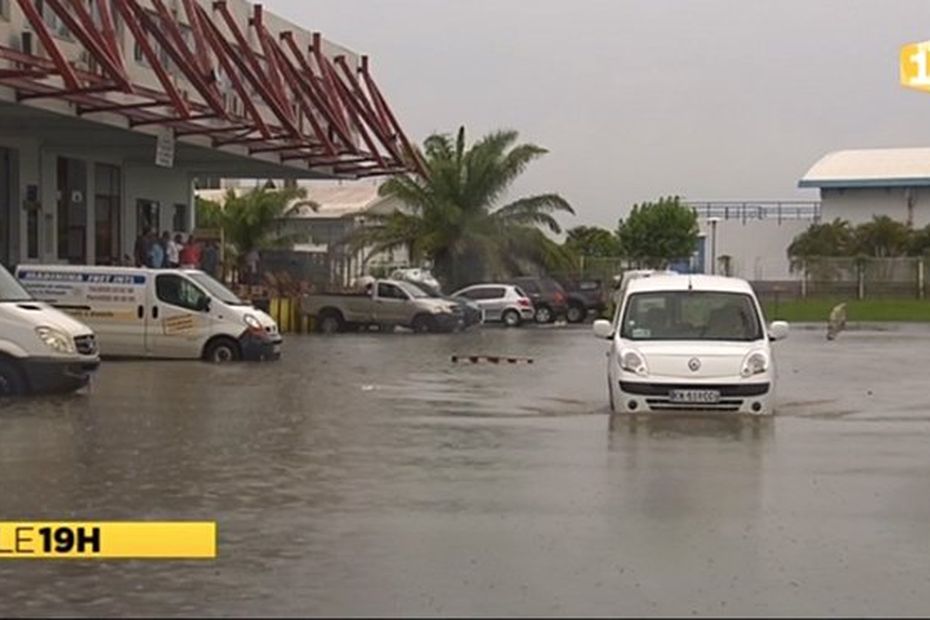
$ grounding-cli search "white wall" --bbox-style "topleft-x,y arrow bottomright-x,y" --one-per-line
700,217 -> 812,281
820,187 -> 930,227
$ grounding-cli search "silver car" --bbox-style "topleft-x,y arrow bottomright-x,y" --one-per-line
451,284 -> 534,327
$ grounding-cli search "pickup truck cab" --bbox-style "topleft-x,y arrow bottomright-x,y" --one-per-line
302,279 -> 462,334
594,274 -> 788,416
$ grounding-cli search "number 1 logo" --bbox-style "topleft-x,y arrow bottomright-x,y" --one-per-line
901,41 -> 930,92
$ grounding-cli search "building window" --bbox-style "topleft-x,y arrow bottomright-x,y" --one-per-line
172,203 -> 188,233
194,176 -> 222,190
94,164 -> 121,265
0,0 -> 9,21
36,0 -> 71,39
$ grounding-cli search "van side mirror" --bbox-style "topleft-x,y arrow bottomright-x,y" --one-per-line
197,297 -> 211,312
593,319 -> 614,339
768,321 -> 789,341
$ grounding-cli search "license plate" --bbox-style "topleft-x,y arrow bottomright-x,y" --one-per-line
669,389 -> 720,404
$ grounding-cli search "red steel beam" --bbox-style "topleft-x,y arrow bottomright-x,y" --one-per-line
360,60 -> 427,177
279,31 -> 355,151
91,0 -> 124,69
360,56 -> 392,135
176,123 -> 253,137
180,0 -> 214,78
333,55 -> 402,161
213,0 -> 298,132
311,32 -> 349,136
78,99 -> 169,114
130,112 -> 217,128
194,4 -> 272,138
46,0 -> 131,90
317,55 -> 387,168
251,5 -> 292,121
266,34 -> 337,156
142,0 -> 228,117
14,0 -> 80,90
111,0 -> 190,117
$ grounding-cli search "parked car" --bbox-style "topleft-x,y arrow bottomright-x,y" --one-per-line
508,276 -> 569,324
403,281 -> 484,329
451,284 -> 534,327
559,278 -> 608,323
302,279 -> 461,334
593,274 -> 789,416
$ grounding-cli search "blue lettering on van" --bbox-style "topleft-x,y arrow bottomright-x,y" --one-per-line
18,271 -> 146,285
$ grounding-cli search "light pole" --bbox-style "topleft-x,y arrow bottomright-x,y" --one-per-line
707,217 -> 721,275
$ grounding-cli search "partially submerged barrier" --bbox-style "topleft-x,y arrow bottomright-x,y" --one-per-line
451,355 -> 534,365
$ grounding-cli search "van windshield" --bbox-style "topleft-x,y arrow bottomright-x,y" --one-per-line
188,272 -> 247,306
0,268 -> 33,302
621,291 -> 763,341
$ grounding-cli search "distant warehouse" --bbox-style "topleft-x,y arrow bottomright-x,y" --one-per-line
800,148 -> 930,226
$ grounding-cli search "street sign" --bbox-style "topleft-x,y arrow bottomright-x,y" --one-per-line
155,128 -> 175,168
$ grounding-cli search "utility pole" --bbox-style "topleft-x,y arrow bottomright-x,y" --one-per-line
707,217 -> 721,275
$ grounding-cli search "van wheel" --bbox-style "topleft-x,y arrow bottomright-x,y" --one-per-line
502,310 -> 522,327
0,359 -> 26,396
411,314 -> 436,334
317,311 -> 344,334
204,338 -> 240,363
566,303 -> 586,324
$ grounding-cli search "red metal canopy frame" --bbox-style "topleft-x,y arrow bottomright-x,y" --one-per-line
0,0 -> 425,178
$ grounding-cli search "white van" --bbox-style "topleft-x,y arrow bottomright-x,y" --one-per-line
15,266 -> 282,362
594,274 -> 788,416
0,264 -> 99,395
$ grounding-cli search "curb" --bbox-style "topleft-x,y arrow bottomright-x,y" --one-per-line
451,355 -> 534,365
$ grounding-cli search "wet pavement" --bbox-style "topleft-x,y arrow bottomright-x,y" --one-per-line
1,324 -> 930,616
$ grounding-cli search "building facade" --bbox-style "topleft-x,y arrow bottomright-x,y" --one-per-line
800,148 -> 930,226
0,0 -> 418,267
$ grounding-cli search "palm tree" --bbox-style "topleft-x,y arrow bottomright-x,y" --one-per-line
351,127 -> 575,290
197,186 -> 315,278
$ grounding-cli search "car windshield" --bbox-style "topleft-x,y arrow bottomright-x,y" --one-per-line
620,291 -> 763,341
188,272 -> 247,306
0,267 -> 33,302
396,281 -> 430,299
405,282 -> 441,298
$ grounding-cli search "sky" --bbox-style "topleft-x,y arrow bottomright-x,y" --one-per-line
264,0 -> 930,230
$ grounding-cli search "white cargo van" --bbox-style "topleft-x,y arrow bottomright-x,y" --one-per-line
0,264 -> 99,395
15,266 -> 282,362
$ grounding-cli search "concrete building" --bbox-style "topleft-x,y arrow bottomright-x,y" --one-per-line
0,0 -> 418,268
800,148 -> 930,226
197,180 -> 410,287
687,201 -> 820,280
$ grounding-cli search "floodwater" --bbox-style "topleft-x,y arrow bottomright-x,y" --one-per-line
1,325 -> 930,616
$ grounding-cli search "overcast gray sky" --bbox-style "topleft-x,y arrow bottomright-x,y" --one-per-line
265,0 -> 930,229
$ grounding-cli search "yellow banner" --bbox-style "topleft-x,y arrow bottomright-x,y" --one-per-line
0,522 -> 216,559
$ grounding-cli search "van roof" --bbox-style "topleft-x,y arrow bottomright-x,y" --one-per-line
625,274 -> 754,294
16,265 -> 204,276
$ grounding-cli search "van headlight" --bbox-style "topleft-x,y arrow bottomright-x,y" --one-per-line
741,351 -> 769,377
620,348 -> 649,377
243,314 -> 262,329
35,326 -> 75,354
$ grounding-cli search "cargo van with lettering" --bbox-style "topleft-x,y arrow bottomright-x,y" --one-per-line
0,264 -> 99,395
15,266 -> 281,362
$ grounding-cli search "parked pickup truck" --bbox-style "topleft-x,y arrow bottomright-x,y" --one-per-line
302,279 -> 463,334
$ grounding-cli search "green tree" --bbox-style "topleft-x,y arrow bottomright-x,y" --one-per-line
616,196 -> 698,268
853,215 -> 911,257
198,187 -> 314,269
564,225 -> 623,258
909,223 -> 930,256
351,127 -> 575,290
787,218 -> 855,264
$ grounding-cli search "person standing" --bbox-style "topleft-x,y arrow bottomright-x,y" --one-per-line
147,231 -> 165,268
180,234 -> 202,269
201,239 -> 220,279
165,233 -> 182,268
134,228 -> 152,267
245,248 -> 260,285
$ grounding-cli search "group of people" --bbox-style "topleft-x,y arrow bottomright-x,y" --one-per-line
133,229 -> 221,278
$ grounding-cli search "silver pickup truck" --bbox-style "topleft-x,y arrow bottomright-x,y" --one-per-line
302,279 -> 463,334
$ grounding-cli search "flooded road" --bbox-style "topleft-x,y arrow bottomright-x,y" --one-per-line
1,325 -> 930,616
